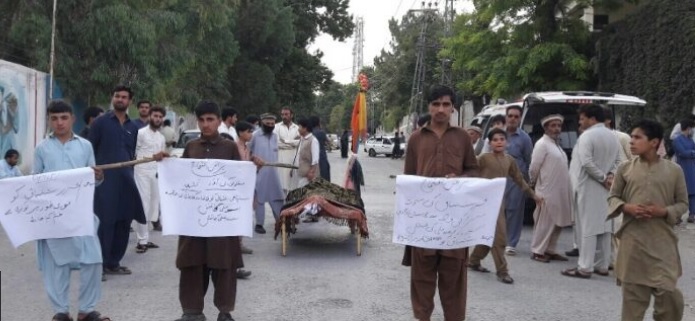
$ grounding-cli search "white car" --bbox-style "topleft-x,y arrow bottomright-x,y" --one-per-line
364,136 -> 406,157
170,129 -> 201,158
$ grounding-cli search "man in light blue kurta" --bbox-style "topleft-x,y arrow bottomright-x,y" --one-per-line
34,100 -> 109,321
502,106 -> 533,255
248,113 -> 285,234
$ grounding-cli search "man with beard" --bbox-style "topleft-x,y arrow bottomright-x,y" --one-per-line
528,115 -> 573,263
249,113 -> 285,234
132,100 -> 151,129
274,107 -> 300,193
88,85 -> 147,276
0,149 -> 21,179
133,105 -> 168,253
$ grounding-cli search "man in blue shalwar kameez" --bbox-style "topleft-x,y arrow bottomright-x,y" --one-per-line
35,100 -> 111,321
88,85 -> 146,276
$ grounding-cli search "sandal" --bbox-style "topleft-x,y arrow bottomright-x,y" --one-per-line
531,253 -> 550,263
135,244 -> 148,254
467,263 -> 490,273
78,311 -> 111,321
52,313 -> 73,321
561,268 -> 591,279
593,269 -> 609,276
545,252 -> 569,261
497,273 -> 514,284
103,266 -> 132,275
144,242 -> 159,249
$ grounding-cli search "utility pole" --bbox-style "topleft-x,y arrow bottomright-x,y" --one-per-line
440,0 -> 455,87
351,17 -> 365,82
408,2 -> 437,117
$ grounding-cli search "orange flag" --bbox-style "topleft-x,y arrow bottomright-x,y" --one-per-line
351,92 -> 367,153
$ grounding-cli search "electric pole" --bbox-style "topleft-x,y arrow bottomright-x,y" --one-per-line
441,0 -> 455,87
408,2 -> 437,117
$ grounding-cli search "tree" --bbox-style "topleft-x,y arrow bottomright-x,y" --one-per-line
443,0 -> 605,98
596,0 -> 695,132
370,11 -> 446,131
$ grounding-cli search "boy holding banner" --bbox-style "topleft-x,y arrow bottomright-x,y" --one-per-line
34,101 -> 110,321
175,101 -> 243,321
468,128 -> 543,284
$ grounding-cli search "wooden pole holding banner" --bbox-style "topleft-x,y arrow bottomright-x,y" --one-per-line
281,219 -> 287,256
357,231 -> 362,256
95,158 -> 298,170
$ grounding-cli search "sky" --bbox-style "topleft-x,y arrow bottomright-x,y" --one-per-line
310,0 -> 475,84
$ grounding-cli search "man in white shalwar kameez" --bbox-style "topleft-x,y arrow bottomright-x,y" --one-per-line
274,107 -> 300,193
133,106 -> 167,253
529,115 -> 573,262
562,104 -> 621,278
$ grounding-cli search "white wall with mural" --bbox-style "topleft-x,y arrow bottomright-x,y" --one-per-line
0,59 -> 49,174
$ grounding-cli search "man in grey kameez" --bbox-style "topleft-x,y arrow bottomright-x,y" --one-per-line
562,104 -> 621,278
249,113 -> 285,235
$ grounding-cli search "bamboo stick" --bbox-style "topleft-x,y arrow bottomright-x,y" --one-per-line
95,158 -> 298,170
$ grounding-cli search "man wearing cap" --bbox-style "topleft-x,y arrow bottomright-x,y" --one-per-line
249,113 -> 285,234
528,115 -> 573,263
466,126 -> 483,155
0,89 -> 19,156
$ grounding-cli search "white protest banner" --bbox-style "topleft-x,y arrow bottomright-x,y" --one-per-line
158,158 -> 256,237
0,167 -> 96,248
393,175 -> 506,249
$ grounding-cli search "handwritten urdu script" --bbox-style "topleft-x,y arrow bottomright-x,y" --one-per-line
158,158 -> 256,237
392,175 -> 506,249
0,167 -> 96,248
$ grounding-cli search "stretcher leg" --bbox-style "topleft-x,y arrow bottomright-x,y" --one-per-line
281,218 -> 287,257
356,231 -> 362,256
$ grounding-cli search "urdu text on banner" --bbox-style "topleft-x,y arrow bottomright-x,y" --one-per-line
158,158 -> 256,237
0,167 -> 96,248
392,175 -> 506,249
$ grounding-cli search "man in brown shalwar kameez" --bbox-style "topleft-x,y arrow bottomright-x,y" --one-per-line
175,101 -> 244,321
402,85 -> 479,321
608,119 -> 687,321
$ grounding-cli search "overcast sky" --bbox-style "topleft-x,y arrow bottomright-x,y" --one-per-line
310,0 -> 475,84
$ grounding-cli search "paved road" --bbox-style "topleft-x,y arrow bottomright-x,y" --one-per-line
2,151 -> 695,320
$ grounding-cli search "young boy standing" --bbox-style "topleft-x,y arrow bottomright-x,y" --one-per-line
468,128 -> 542,284
34,100 -> 110,321
608,119 -> 687,321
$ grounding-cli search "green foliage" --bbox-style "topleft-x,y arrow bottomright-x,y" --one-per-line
444,0 -> 598,98
370,11 -> 447,131
596,0 -> 695,131
1,0 -> 353,116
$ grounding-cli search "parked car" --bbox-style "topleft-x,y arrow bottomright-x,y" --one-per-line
363,136 -> 406,157
471,91 -> 647,224
469,102 -> 522,154
171,129 -> 201,158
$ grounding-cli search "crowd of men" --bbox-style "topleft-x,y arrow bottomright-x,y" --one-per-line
1,83 -> 690,321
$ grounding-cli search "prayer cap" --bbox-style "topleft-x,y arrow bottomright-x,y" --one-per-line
466,126 -> 483,134
541,114 -> 564,127
260,113 -> 276,120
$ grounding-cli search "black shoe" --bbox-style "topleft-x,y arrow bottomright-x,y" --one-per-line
236,269 -> 251,279
254,225 -> 266,234
217,312 -> 235,321
565,248 -> 579,257
175,313 -> 206,321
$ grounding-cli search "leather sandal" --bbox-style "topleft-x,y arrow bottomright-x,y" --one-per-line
52,313 -> 73,321
135,244 -> 148,254
531,253 -> 550,263
103,266 -> 132,275
497,273 -> 514,284
545,252 -> 569,261
561,268 -> 591,279
467,263 -> 490,273
593,268 -> 609,276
